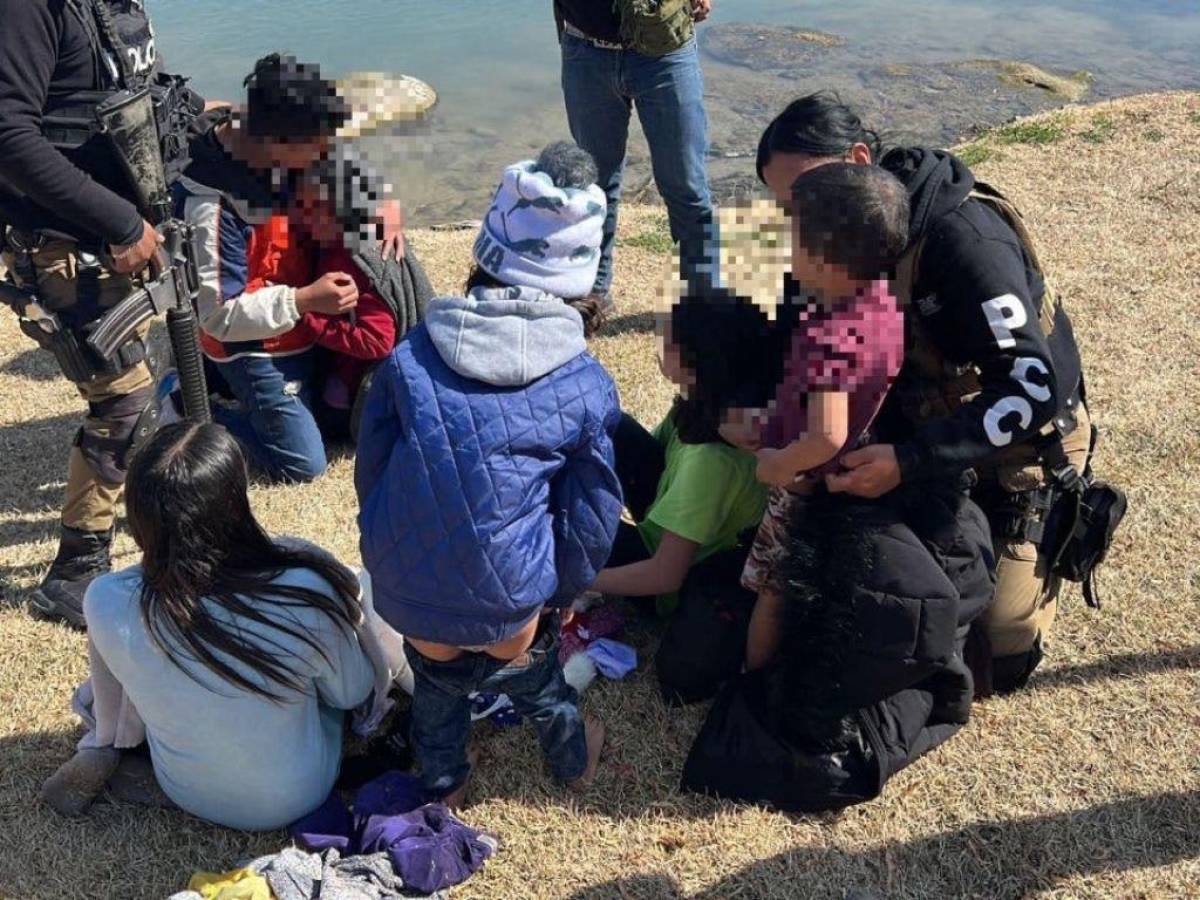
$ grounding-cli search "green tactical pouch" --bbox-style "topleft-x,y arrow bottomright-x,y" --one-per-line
617,0 -> 695,57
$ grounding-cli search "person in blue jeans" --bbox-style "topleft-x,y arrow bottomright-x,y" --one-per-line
357,143 -> 622,806
178,54 -> 406,482
555,0 -> 715,302
176,54 -> 360,482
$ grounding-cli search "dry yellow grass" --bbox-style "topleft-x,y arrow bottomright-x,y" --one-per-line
1,92 -> 1198,900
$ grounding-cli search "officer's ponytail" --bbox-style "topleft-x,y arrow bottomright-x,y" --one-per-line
756,92 -> 883,182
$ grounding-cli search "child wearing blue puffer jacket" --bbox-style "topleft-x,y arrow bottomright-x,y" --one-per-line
355,143 -> 621,806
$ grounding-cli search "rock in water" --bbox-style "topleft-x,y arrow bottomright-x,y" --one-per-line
969,61 -> 1094,102
701,23 -> 845,72
336,73 -> 438,140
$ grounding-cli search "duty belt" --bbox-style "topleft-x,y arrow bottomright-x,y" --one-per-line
2,228 -> 151,381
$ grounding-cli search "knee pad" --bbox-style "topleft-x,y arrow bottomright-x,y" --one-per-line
75,386 -> 156,483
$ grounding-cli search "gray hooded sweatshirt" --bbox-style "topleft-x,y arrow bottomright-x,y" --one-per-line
424,285 -> 587,387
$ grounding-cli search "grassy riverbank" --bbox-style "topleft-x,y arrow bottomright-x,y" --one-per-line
1,92 -> 1197,899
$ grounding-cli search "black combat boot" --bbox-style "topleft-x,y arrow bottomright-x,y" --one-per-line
29,526 -> 113,629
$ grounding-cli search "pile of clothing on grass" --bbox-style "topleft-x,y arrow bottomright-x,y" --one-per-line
170,773 -> 497,900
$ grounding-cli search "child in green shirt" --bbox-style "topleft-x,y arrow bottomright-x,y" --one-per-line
592,320 -> 767,605
590,302 -> 773,703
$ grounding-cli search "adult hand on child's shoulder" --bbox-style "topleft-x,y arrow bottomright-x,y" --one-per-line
378,200 -> 406,261
825,444 -> 901,498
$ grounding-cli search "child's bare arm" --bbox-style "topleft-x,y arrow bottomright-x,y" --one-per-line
745,588 -> 786,671
756,390 -> 849,487
590,531 -> 699,597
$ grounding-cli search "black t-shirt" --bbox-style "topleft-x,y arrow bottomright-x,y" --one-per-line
554,0 -> 622,44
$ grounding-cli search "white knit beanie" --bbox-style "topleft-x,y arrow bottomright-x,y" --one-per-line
473,161 -> 607,299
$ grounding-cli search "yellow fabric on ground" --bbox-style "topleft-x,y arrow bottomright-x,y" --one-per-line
187,867 -> 272,900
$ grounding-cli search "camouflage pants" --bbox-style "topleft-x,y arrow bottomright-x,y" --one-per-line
3,238 -> 154,533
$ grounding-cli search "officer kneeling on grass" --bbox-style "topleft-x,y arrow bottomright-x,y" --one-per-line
754,94 -> 1126,694
0,0 -> 203,627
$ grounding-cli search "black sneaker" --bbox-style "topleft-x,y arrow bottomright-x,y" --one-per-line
29,527 -> 113,629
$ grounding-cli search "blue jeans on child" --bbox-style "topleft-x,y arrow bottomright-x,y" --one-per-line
213,351 -> 328,483
404,616 -> 587,796
560,30 -> 714,296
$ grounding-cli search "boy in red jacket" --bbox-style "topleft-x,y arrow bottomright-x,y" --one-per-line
295,154 -> 400,439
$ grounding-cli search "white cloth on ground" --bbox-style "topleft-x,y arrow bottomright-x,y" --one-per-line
249,846 -> 444,900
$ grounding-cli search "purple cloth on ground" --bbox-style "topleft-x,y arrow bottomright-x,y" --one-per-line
354,771 -> 427,817
291,791 -> 357,853
361,804 -> 496,895
585,638 -> 637,679
290,772 -> 494,894
558,603 -> 627,664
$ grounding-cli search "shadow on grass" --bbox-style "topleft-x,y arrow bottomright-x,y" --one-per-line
599,311 -> 655,338
0,347 -> 62,382
1028,645 -> 1200,692
0,411 -> 77,515
566,791 -> 1200,899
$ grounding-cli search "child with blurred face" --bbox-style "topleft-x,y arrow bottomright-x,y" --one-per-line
293,151 -> 398,438
727,163 -> 910,669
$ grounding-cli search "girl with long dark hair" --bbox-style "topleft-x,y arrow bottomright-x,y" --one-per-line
83,422 -> 374,831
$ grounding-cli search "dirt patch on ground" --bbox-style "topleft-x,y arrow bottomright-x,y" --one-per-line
1,93 -> 1198,899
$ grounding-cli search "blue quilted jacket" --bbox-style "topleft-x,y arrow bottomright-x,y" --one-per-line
355,286 -> 623,647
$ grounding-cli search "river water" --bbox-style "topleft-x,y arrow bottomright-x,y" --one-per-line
147,0 -> 1200,223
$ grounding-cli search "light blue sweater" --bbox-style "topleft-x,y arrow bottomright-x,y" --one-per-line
84,565 -> 374,831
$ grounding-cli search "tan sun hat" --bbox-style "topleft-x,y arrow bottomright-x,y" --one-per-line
335,72 -> 438,140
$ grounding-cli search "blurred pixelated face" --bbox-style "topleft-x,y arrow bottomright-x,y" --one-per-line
295,180 -> 341,248
657,318 -> 697,391
762,153 -> 839,213
790,215 -> 856,298
269,135 -> 330,172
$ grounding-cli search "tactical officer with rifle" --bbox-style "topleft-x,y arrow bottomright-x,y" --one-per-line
0,0 -> 211,627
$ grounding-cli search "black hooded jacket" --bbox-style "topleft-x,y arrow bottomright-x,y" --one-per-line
681,485 -> 995,813
876,147 -> 1083,485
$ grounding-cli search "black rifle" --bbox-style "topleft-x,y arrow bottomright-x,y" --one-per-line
86,87 -> 210,422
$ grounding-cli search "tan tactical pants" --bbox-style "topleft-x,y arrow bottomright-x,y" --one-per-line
981,404 -> 1093,658
3,239 -> 154,533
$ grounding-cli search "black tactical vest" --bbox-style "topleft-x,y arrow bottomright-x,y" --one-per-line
42,0 -> 198,182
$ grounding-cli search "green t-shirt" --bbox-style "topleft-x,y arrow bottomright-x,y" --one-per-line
637,415 -> 768,564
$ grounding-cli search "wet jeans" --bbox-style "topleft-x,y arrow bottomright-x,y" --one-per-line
404,617 -> 587,795
560,31 -> 713,296
213,351 -> 327,483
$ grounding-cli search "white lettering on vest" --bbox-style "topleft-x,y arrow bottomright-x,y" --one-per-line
126,38 -> 156,75
981,293 -> 1027,349
1011,357 -> 1052,403
984,396 -> 1033,448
